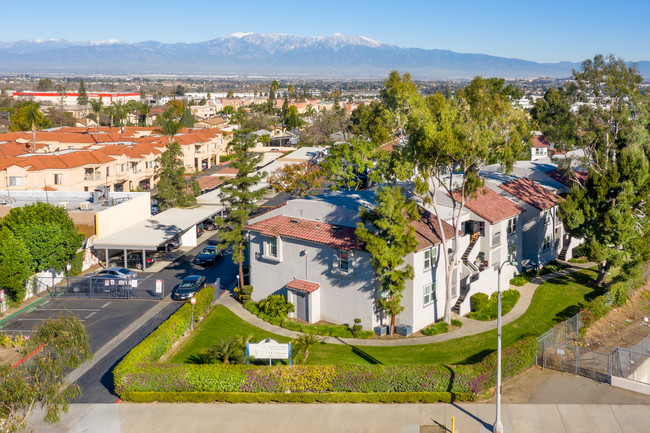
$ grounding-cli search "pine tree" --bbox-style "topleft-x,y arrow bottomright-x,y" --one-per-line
155,142 -> 197,210
218,134 -> 267,289
77,79 -> 88,105
356,186 -> 419,335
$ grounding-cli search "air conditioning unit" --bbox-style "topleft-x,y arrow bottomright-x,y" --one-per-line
79,202 -> 91,210
57,202 -> 68,209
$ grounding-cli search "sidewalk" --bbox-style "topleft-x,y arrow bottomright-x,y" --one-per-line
31,401 -> 650,433
217,261 -> 596,346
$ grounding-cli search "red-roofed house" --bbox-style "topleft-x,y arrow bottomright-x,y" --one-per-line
246,190 -> 457,334
531,134 -> 550,161
498,177 -> 574,266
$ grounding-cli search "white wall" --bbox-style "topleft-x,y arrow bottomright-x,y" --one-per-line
95,193 -> 150,239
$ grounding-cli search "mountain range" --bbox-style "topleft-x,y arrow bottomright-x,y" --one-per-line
1,33 -> 648,79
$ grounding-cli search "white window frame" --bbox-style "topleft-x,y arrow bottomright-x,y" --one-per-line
507,216 -> 517,235
508,245 -> 516,262
423,282 -> 436,306
339,249 -> 350,273
424,246 -> 438,271
492,231 -> 501,247
54,174 -> 63,185
8,176 -> 23,186
267,236 -> 277,257
543,235 -> 551,251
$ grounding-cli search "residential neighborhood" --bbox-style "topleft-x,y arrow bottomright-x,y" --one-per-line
2,6 -> 650,432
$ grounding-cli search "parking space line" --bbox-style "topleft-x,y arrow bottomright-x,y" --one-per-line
85,312 -> 97,319
37,308 -> 101,312
100,302 -> 112,308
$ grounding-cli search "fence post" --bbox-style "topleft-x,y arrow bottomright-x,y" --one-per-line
575,346 -> 579,374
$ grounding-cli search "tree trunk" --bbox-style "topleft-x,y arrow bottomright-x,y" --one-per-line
303,350 -> 309,364
596,261 -> 610,286
238,260 -> 244,291
390,314 -> 396,335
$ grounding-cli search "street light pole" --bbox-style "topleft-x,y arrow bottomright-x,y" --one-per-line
494,260 -> 516,433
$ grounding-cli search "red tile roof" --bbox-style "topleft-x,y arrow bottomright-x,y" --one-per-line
285,279 -> 320,293
412,206 -> 456,251
545,169 -> 588,187
532,135 -> 550,148
499,178 -> 563,211
453,187 -> 523,224
247,215 -> 364,250
197,176 -> 224,190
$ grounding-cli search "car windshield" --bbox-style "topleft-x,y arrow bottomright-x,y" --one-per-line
200,249 -> 216,255
179,281 -> 197,288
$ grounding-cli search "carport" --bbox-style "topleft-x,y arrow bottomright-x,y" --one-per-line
93,205 -> 224,270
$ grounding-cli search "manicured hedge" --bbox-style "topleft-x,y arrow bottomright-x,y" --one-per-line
121,391 -> 477,403
116,324 -> 537,399
114,286 -> 216,394
469,289 -> 520,321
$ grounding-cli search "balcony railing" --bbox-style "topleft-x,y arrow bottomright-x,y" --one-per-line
83,173 -> 102,181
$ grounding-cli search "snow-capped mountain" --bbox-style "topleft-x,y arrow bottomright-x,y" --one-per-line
0,33 -> 647,79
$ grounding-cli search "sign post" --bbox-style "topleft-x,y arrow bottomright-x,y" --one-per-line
190,296 -> 196,330
247,338 -> 292,366
0,289 -> 5,317
66,261 -> 71,289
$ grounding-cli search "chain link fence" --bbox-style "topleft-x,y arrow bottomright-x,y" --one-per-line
36,276 -> 165,300
612,335 -> 650,383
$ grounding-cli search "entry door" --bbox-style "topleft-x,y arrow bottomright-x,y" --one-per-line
295,291 -> 308,321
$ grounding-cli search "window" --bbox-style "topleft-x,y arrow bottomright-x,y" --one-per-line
54,174 -> 63,185
423,282 -> 436,305
508,245 -> 516,262
424,246 -> 438,271
543,210 -> 551,226
543,235 -> 551,251
106,166 -> 111,177
8,176 -> 23,186
507,216 -> 518,235
267,236 -> 277,257
492,231 -> 501,247
339,249 -> 350,273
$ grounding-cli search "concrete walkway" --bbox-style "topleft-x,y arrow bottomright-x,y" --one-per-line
31,401 -> 650,433
216,261 -> 596,346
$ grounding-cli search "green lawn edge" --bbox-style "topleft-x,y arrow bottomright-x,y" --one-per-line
167,267 -> 599,366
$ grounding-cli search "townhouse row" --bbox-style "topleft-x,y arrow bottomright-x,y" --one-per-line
245,171 -> 580,335
0,126 -> 232,192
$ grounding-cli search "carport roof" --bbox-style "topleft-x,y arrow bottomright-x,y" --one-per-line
93,205 -> 223,250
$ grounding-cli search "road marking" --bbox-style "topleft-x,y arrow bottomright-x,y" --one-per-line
37,308 -> 101,312
100,302 -> 112,308
85,312 -> 97,319
14,318 -> 86,322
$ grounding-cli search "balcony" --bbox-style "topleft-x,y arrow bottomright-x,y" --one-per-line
83,173 -> 102,181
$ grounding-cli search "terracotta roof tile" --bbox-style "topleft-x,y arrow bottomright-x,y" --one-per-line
197,176 -> 224,190
499,177 -> 563,211
545,169 -> 588,187
453,187 -> 523,224
247,215 -> 364,250
532,135 -> 550,148
285,279 -> 320,293
412,206 -> 456,251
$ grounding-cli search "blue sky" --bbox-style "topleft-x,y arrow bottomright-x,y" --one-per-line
2,0 -> 648,63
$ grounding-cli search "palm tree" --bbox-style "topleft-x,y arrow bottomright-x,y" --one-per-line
156,107 -> 182,142
89,98 -> 103,143
292,333 -> 320,364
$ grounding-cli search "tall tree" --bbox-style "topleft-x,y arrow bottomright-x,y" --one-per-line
321,137 -> 376,190
0,202 -> 84,277
156,107 -> 182,142
0,314 -> 91,432
269,80 -> 279,101
390,73 -> 529,324
356,186 -> 418,335
0,227 -> 33,304
267,161 -> 322,198
89,98 -> 103,142
9,102 -> 50,132
76,79 -> 88,106
558,55 -> 650,286
35,78 -> 53,91
155,142 -> 197,210
531,86 -> 577,151
218,134 -> 267,289
350,101 -> 395,145
284,105 -> 302,130
181,104 -> 194,127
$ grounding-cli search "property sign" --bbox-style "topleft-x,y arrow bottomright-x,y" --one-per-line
190,297 -> 196,305
155,280 -> 163,293
247,338 -> 291,360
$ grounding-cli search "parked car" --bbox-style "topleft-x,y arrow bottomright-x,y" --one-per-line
171,275 -> 207,300
203,219 -> 217,231
95,267 -> 136,280
194,246 -> 222,266
151,203 -> 160,216
160,237 -> 181,252
109,253 -> 156,270
196,223 -> 204,238
71,274 -> 130,294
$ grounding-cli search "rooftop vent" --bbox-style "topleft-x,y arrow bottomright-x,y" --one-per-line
290,219 -> 300,223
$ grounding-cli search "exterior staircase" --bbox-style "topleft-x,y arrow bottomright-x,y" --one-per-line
452,288 -> 469,314
461,233 -> 479,266
558,245 -> 569,261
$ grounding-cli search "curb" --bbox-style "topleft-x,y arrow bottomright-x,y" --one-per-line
0,296 -> 50,326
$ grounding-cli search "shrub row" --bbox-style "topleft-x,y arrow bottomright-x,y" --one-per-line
116,330 -> 537,398
510,260 -> 570,286
121,391 -> 477,403
244,301 -> 374,339
469,289 -> 520,321
114,286 -> 216,394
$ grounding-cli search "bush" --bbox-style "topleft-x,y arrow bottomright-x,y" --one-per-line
451,319 -> 463,328
569,257 -> 588,264
510,275 -> 529,286
236,285 -> 253,303
538,260 -> 569,276
470,293 -> 489,312
351,318 -> 363,337
121,391 -> 477,403
69,250 -> 84,276
421,322 -> 449,336
469,289 -> 520,321
258,294 -> 294,319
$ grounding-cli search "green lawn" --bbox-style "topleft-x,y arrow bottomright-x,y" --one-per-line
167,267 -> 601,366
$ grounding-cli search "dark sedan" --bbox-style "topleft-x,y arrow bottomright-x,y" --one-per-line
194,246 -> 223,266
171,275 -> 207,301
